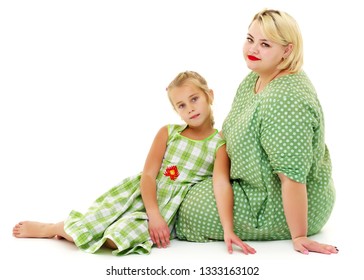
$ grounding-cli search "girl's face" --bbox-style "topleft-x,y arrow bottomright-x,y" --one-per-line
243,20 -> 289,74
169,83 -> 212,128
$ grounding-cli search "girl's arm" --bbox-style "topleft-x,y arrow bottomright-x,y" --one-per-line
213,144 -> 256,254
140,125 -> 170,248
279,173 -> 338,254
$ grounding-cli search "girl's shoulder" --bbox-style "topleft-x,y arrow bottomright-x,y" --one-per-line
166,124 -> 187,136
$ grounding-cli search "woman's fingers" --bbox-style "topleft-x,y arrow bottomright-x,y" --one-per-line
307,243 -> 338,254
294,237 -> 339,255
226,235 -> 256,254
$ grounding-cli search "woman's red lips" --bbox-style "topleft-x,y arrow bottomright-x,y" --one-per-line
247,55 -> 260,61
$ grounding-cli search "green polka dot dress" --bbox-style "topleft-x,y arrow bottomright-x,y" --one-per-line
176,71 -> 335,241
64,124 -> 225,255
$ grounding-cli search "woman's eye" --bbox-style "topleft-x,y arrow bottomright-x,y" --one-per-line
262,43 -> 270,47
191,97 -> 198,102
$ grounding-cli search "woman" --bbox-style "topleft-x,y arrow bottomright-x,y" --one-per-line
175,9 -> 338,255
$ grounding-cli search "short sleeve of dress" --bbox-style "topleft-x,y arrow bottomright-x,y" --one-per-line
260,84 -> 319,184
167,124 -> 187,143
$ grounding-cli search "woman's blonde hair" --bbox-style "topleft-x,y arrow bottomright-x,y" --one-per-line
166,71 -> 214,126
251,9 -> 304,73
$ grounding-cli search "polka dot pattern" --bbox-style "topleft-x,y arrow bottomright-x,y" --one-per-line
176,71 -> 335,241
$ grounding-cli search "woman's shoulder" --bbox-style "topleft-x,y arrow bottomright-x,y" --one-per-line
278,70 -> 313,88
267,71 -> 316,99
238,71 -> 258,88
261,71 -> 322,118
231,71 -> 258,103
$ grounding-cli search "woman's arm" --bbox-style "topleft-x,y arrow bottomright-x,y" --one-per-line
140,125 -> 170,248
279,173 -> 308,238
213,145 -> 256,254
279,173 -> 338,254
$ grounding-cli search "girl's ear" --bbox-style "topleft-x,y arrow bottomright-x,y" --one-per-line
208,89 -> 214,105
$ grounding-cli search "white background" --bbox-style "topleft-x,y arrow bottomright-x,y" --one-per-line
1,0 -> 362,279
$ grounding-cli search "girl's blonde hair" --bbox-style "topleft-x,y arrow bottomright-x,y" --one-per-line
251,9 -> 304,73
166,71 -> 214,126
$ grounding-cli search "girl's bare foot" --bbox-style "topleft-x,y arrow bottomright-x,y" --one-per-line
13,221 -> 58,238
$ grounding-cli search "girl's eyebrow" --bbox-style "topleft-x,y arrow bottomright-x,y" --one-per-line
188,93 -> 199,98
175,93 -> 199,106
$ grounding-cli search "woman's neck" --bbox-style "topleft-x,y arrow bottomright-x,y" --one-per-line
255,69 -> 288,93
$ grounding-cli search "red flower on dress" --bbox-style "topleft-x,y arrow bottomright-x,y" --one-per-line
164,165 -> 180,181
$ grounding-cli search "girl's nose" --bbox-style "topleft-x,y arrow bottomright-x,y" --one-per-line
187,104 -> 195,113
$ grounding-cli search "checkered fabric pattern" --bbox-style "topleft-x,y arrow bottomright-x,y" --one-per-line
64,124 -> 225,256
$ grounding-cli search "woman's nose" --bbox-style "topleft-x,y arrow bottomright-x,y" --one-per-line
249,43 -> 258,53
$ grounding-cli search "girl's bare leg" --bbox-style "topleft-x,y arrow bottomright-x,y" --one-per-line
12,221 -> 73,242
14,221 -> 118,250
104,238 -> 117,249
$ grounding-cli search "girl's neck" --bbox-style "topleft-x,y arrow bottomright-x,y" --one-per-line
181,124 -> 215,140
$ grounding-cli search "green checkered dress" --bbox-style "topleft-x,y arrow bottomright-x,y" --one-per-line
64,124 -> 225,256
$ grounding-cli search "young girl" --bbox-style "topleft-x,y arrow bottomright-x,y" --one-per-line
13,71 -> 255,255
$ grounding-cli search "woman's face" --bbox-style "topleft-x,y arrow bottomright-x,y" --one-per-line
243,20 -> 288,74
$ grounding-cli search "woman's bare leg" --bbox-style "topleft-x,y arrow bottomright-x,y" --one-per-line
13,221 -> 73,242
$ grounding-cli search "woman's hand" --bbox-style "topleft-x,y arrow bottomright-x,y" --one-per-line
147,213 -> 170,249
293,236 -> 338,255
224,231 -> 256,255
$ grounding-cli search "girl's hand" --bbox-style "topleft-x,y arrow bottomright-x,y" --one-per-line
293,236 -> 339,255
147,213 -> 170,249
224,231 -> 256,254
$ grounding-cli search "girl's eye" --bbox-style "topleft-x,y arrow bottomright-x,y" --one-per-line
177,104 -> 185,109
191,96 -> 198,102
262,42 -> 270,48
246,37 -> 253,43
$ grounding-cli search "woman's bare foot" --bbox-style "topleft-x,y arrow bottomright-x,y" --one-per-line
13,221 -> 59,238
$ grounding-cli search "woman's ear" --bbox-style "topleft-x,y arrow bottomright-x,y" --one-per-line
283,43 -> 293,58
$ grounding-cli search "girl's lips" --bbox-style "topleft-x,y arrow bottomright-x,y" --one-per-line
247,55 -> 261,61
190,114 -> 200,119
